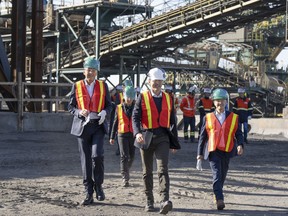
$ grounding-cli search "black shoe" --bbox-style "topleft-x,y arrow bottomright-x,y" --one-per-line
81,194 -> 94,206
144,203 -> 155,212
244,138 -> 248,144
95,185 -> 105,201
159,200 -> 173,214
115,148 -> 120,156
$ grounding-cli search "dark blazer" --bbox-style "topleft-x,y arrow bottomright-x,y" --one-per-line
68,80 -> 112,137
197,111 -> 244,158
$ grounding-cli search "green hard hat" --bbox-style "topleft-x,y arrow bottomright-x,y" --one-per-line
124,86 -> 136,99
83,57 -> 100,71
212,88 -> 228,100
124,79 -> 133,87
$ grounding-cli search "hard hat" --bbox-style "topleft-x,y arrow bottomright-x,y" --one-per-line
147,68 -> 166,81
212,88 -> 228,100
165,85 -> 173,91
135,86 -> 141,92
203,88 -> 212,93
83,57 -> 100,71
124,79 -> 133,87
188,86 -> 196,93
124,86 -> 136,99
238,88 -> 246,93
116,85 -> 123,91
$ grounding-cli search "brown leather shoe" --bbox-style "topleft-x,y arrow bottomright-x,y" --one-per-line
216,199 -> 225,210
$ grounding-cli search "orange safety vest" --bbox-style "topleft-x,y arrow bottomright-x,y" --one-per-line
75,80 -> 106,112
200,98 -> 214,112
235,98 -> 250,111
117,104 -> 133,133
141,91 -> 172,129
180,96 -> 195,117
205,112 -> 238,152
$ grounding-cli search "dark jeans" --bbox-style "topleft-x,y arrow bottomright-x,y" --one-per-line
118,132 -> 135,181
239,121 -> 248,141
77,123 -> 105,195
209,150 -> 230,201
183,116 -> 195,141
140,133 -> 170,203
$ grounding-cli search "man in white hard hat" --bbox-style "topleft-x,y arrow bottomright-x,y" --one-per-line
132,67 -> 180,214
180,86 -> 197,143
232,87 -> 253,144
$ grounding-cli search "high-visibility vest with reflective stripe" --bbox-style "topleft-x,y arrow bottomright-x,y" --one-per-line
235,98 -> 250,111
141,91 -> 172,129
180,96 -> 195,117
75,80 -> 105,112
205,112 -> 238,152
200,98 -> 214,113
117,104 -> 133,133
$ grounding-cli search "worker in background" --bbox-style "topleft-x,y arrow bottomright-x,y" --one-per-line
68,57 -> 112,205
197,88 -> 215,137
165,84 -> 179,116
109,84 -> 124,155
110,85 -> 136,187
180,86 -> 196,143
132,67 -> 180,214
232,88 -> 253,144
135,86 -> 141,99
197,88 -> 244,211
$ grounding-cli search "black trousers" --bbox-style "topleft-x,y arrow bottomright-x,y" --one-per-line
118,132 -> 135,181
77,122 -> 105,195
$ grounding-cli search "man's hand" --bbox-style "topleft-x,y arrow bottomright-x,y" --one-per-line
80,109 -> 89,117
136,133 -> 145,144
109,139 -> 114,145
237,145 -> 244,155
98,110 -> 107,125
197,155 -> 204,160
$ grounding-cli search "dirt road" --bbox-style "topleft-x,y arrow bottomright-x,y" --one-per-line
0,131 -> 288,216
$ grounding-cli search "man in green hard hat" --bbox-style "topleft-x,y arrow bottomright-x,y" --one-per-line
196,88 -> 244,211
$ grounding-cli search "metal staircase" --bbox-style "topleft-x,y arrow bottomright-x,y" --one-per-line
54,0 -> 286,70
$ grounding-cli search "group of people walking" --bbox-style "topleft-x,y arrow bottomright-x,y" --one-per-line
68,57 -> 252,214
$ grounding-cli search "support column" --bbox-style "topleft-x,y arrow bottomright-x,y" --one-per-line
31,0 -> 44,112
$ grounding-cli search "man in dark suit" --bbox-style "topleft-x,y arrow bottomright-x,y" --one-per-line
68,57 -> 112,205
197,88 -> 244,211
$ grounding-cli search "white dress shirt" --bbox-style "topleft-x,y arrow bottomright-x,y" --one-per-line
215,110 -> 226,125
151,90 -> 162,98
84,79 -> 95,98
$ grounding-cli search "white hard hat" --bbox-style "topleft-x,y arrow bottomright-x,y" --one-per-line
165,85 -> 173,91
116,85 -> 123,90
148,68 -> 166,81
135,87 -> 141,92
238,88 -> 245,93
203,88 -> 212,93
188,86 -> 196,93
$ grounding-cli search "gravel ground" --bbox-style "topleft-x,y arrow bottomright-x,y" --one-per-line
0,131 -> 288,216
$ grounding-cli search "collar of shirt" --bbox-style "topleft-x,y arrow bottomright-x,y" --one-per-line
84,79 -> 95,97
151,90 -> 162,98
215,110 -> 226,125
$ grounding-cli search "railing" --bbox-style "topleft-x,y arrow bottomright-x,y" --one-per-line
0,81 -> 72,131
